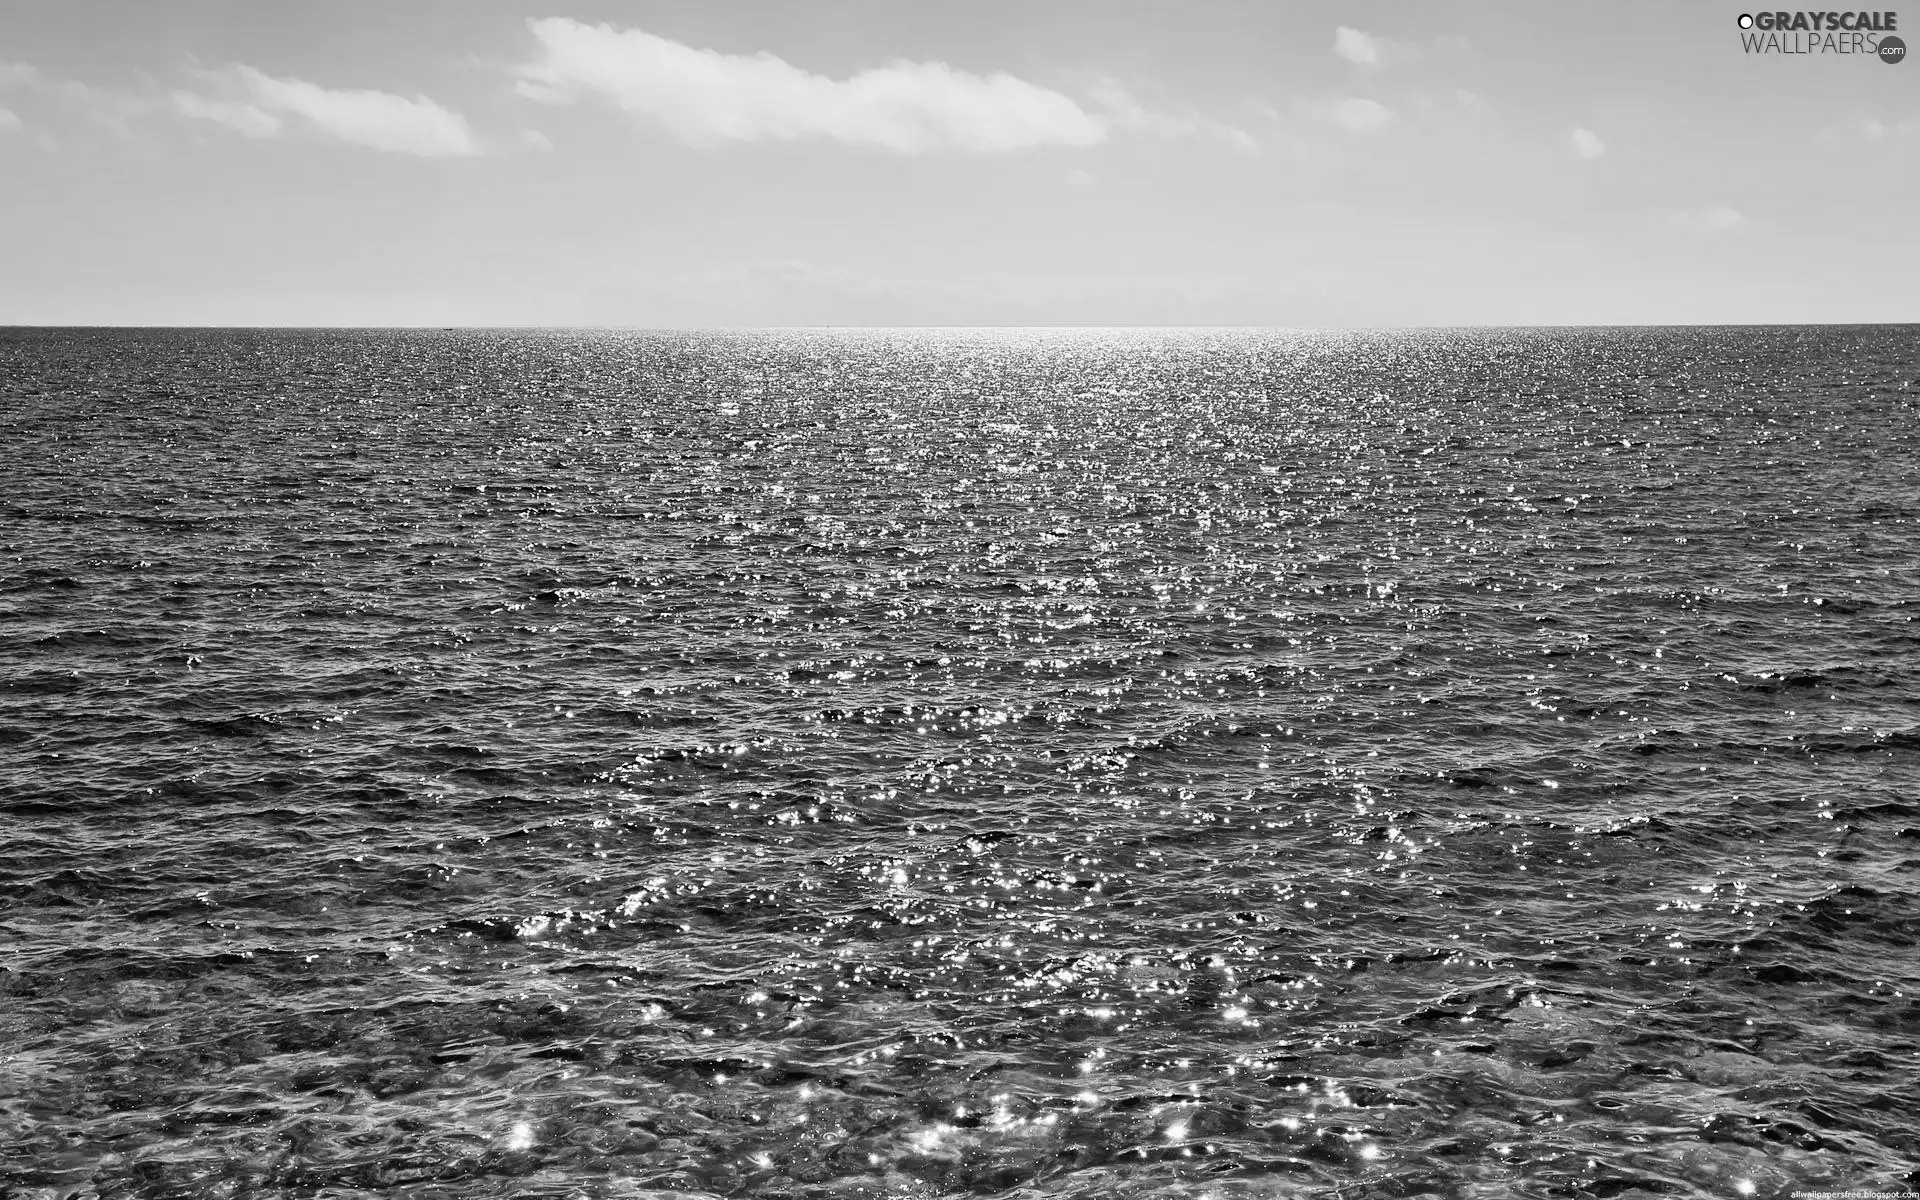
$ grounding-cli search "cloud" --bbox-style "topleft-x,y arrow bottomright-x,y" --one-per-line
6,58 -> 471,155
0,61 -> 150,131
514,18 -> 1107,153
1334,26 -> 1424,68
1825,114 -> 1919,142
177,65 -> 475,155
1570,127 -> 1605,159
1675,206 -> 1747,232
0,107 -> 20,134
1334,27 -> 1382,66
569,257 -> 1352,326
1084,78 -> 1257,152
1312,97 -> 1393,133
171,90 -> 280,138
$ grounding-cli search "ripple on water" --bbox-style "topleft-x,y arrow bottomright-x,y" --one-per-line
1,326 -> 1918,1196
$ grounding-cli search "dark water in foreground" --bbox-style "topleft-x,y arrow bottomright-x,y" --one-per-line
3,326 -> 1919,1199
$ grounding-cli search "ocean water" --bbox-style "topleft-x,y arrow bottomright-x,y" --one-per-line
2,325 -> 1918,1199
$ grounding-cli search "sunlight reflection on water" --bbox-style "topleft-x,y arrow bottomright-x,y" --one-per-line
0,326 -> 1917,1196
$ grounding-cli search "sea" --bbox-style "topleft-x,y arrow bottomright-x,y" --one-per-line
2,325 -> 1917,1199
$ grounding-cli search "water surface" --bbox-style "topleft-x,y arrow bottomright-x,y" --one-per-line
2,326 -> 1918,1197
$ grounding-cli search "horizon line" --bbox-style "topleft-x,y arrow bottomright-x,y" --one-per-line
4,321 -> 1918,332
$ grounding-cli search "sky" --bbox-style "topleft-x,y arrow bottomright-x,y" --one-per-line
0,0 -> 1915,326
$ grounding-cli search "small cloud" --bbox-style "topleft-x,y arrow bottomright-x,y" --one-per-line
1312,97 -> 1392,133
519,128 -> 553,152
0,62 -> 150,131
1085,78 -> 1258,152
0,107 -> 20,133
1334,27 -> 1381,66
1066,167 -> 1093,187
1676,205 -> 1747,232
1334,27 -> 1421,68
516,18 -> 1106,153
1570,127 -> 1605,159
177,65 -> 476,155
172,90 -> 280,138
1454,89 -> 1488,111
1822,113 -> 1918,142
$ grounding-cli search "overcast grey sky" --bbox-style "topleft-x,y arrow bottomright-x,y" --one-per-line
1,1 -> 1914,325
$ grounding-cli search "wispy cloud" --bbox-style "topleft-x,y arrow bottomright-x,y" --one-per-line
1822,113 -> 1919,142
171,90 -> 280,138
1570,127 -> 1605,159
177,66 -> 476,156
0,107 -> 20,134
0,60 -> 151,131
1334,27 -> 1383,66
1675,206 -> 1747,232
1312,97 -> 1393,133
1334,26 -> 1423,68
571,257 -> 1349,326
1083,78 -> 1258,152
514,18 -> 1108,153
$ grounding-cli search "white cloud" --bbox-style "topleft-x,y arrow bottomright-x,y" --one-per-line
1334,27 -> 1382,66
1334,27 -> 1423,68
1084,78 -> 1257,152
7,59 -> 470,155
233,66 -> 474,155
1570,127 -> 1605,159
1826,114 -> 1919,142
1676,206 -> 1747,231
172,91 -> 280,138
1313,97 -> 1393,133
0,61 -> 150,131
571,258 -> 1348,326
177,65 -> 475,155
514,18 -> 1107,153
0,107 -> 20,134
